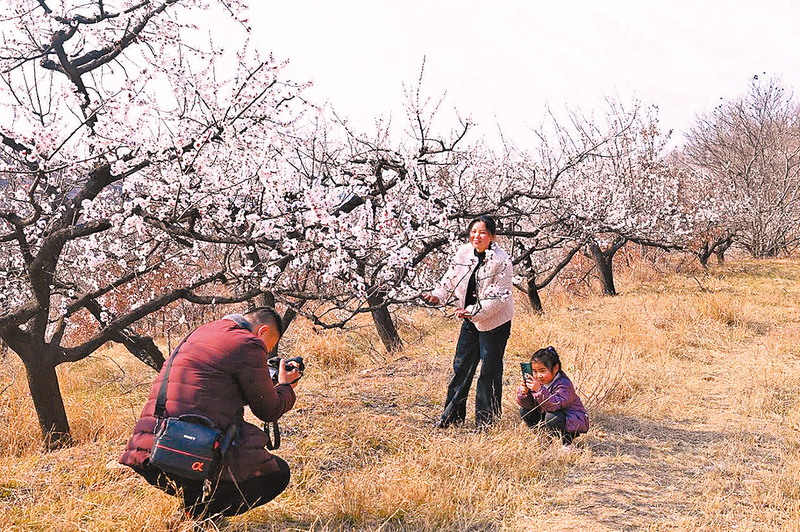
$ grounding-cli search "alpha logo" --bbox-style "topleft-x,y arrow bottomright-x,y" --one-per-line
191,461 -> 205,472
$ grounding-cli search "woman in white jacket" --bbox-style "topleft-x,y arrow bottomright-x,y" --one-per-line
423,216 -> 514,429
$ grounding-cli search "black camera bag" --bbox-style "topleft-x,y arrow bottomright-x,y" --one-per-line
150,414 -> 221,481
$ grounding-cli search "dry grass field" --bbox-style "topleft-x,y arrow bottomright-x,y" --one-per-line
2,255 -> 800,531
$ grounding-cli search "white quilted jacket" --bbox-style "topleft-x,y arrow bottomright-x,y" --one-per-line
431,243 -> 514,331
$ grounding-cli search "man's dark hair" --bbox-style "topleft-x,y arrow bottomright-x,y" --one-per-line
244,306 -> 284,338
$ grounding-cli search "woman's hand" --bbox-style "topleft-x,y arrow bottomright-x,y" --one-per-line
421,294 -> 440,305
454,308 -> 472,319
523,374 -> 540,392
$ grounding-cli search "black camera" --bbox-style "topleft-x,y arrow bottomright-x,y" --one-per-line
267,356 -> 305,382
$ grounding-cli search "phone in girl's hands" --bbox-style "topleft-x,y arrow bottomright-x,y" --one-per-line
520,362 -> 532,377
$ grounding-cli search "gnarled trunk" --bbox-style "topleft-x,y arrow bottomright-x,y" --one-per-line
588,241 -> 617,296
526,275 -> 544,314
715,236 -> 734,265
697,241 -> 712,269
1,325 -> 72,448
23,355 -> 71,449
367,290 -> 403,353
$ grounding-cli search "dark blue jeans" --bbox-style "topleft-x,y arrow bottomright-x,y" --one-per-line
439,319 -> 511,428
139,457 -> 290,517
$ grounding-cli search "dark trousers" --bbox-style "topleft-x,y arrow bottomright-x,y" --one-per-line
439,319 -> 511,428
519,406 -> 577,444
139,457 -> 290,518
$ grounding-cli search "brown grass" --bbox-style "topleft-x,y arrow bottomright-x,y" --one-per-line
2,256 -> 800,530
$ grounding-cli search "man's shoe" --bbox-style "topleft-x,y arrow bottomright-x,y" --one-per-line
434,417 -> 465,429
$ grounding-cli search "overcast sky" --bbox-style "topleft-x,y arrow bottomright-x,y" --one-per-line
244,0 -> 800,147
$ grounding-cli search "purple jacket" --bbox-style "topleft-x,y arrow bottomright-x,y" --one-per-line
120,317 -> 296,481
515,371 -> 589,433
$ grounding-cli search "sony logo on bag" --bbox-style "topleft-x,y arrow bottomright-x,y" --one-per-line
182,435 -> 197,441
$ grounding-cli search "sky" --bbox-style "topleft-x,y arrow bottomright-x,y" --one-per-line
242,0 -> 799,148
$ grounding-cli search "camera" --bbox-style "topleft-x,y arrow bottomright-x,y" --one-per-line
267,356 -> 305,382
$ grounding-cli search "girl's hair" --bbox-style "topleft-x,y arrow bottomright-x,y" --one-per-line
467,215 -> 497,236
530,346 -> 561,372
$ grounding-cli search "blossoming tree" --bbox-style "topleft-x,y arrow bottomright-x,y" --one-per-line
0,1 -> 502,446
495,100 -> 691,303
0,0 -> 318,446
684,78 -> 800,258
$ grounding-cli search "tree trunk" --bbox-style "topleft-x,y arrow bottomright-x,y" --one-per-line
588,241 -> 617,296
697,241 -> 711,269
256,291 -> 276,308
367,291 -> 403,353
23,357 -> 71,449
715,236 -> 733,265
1,326 -> 72,449
526,276 -> 544,314
281,306 -> 299,331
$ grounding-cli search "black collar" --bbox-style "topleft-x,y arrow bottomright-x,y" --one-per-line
473,245 -> 490,260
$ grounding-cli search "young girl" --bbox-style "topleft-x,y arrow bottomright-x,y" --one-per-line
516,346 -> 589,445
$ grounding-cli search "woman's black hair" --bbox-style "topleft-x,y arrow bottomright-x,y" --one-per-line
467,215 -> 497,236
530,346 -> 561,372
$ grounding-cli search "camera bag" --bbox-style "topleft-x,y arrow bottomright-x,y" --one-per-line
148,332 -> 232,481
150,414 -> 221,481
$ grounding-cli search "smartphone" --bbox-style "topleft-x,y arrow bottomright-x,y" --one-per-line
520,362 -> 533,377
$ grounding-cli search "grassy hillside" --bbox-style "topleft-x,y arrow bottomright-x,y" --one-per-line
2,256 -> 800,531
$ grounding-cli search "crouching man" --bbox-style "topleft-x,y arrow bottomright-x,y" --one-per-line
120,307 -> 300,519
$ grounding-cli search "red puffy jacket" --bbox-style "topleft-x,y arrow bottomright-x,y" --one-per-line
119,317 -> 296,481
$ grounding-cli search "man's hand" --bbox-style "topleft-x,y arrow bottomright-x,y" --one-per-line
278,359 -> 301,389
